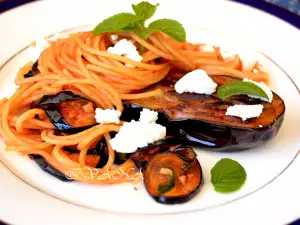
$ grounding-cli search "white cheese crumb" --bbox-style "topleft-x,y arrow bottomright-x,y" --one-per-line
110,34 -> 118,41
107,39 -> 143,68
95,108 -> 121,124
226,104 -> 264,121
200,44 -> 215,52
109,120 -> 166,153
243,78 -> 273,102
139,108 -> 158,124
259,125 -> 263,128
175,69 -> 217,95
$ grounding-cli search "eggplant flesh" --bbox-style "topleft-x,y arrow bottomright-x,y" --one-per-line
123,74 -> 285,151
44,107 -> 94,134
130,137 -> 184,169
33,91 -> 96,133
144,151 -> 203,204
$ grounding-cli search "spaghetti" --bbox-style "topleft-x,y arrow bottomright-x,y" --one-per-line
0,30 -> 269,184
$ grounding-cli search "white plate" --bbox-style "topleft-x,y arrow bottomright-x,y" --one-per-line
0,0 -> 300,224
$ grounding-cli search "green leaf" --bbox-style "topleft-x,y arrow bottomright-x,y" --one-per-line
217,81 -> 269,101
158,167 -> 175,194
210,158 -> 246,193
148,19 -> 186,42
132,2 -> 159,20
135,27 -> 153,40
92,13 -> 139,35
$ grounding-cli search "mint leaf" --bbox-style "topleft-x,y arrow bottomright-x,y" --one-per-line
211,158 -> 246,193
217,81 -> 269,101
135,27 -> 153,40
92,13 -> 139,35
148,19 -> 186,42
132,2 -> 159,20
158,167 -> 175,194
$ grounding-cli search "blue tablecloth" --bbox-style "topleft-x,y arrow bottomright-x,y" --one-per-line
267,0 -> 300,15
234,0 -> 300,28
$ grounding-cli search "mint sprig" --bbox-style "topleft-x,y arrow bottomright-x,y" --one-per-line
211,158 -> 246,193
92,1 -> 186,42
217,81 -> 269,101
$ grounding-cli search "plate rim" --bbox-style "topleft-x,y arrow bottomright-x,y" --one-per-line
1,1 -> 300,224
0,24 -> 299,215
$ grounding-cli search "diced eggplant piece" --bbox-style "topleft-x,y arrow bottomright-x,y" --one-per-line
29,154 -> 73,182
24,60 -> 39,78
123,74 -> 285,151
144,152 -> 203,204
33,91 -> 97,133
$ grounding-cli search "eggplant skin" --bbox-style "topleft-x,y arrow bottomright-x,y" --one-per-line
123,104 -> 284,151
145,157 -> 203,204
132,139 -> 203,204
123,75 -> 285,151
24,60 -> 39,78
44,107 -> 73,131
170,113 -> 284,152
29,154 -> 73,182
130,137 -> 184,169
144,153 -> 204,205
29,139 -> 109,182
34,91 -> 83,106
114,152 -> 131,165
